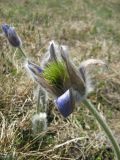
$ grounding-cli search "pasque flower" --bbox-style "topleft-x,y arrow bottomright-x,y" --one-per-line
2,26 -> 120,159
2,24 -> 22,47
26,41 -> 105,117
27,42 -> 120,159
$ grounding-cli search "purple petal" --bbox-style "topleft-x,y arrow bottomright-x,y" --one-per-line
27,61 -> 43,75
49,42 -> 57,62
61,49 -> 86,97
55,90 -> 74,118
41,41 -> 59,68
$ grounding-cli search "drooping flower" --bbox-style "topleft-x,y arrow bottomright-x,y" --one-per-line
2,24 -> 22,47
26,41 -> 106,117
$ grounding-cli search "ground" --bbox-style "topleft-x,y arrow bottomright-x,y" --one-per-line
0,0 -> 120,159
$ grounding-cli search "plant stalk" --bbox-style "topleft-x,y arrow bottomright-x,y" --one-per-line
83,99 -> 120,160
18,47 -> 26,58
37,87 -> 41,114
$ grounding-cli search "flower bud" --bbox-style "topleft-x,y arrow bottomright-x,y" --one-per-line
32,112 -> 47,134
2,24 -> 22,47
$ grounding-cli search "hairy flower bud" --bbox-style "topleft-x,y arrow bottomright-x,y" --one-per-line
2,24 -> 22,47
32,112 -> 47,134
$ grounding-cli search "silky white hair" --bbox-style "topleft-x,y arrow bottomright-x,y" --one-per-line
32,112 -> 47,134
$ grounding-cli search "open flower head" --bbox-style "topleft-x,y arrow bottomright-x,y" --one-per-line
2,24 -> 22,47
26,41 -> 106,117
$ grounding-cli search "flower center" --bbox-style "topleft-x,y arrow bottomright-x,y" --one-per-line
43,62 -> 69,91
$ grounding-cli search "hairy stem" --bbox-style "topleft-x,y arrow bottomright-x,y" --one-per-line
83,99 -> 120,160
37,87 -> 41,114
18,47 -> 27,58
37,87 -> 47,113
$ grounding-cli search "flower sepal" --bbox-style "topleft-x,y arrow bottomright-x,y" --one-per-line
55,89 -> 74,118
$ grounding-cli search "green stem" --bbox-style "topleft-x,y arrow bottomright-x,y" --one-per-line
18,47 -> 26,58
83,99 -> 120,160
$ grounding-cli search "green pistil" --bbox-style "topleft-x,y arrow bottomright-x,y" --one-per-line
43,62 -> 68,89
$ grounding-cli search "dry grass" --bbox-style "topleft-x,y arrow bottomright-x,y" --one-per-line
0,0 -> 120,159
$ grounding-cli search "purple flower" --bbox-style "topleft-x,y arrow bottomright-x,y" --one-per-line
2,24 -> 22,47
26,41 -> 106,117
